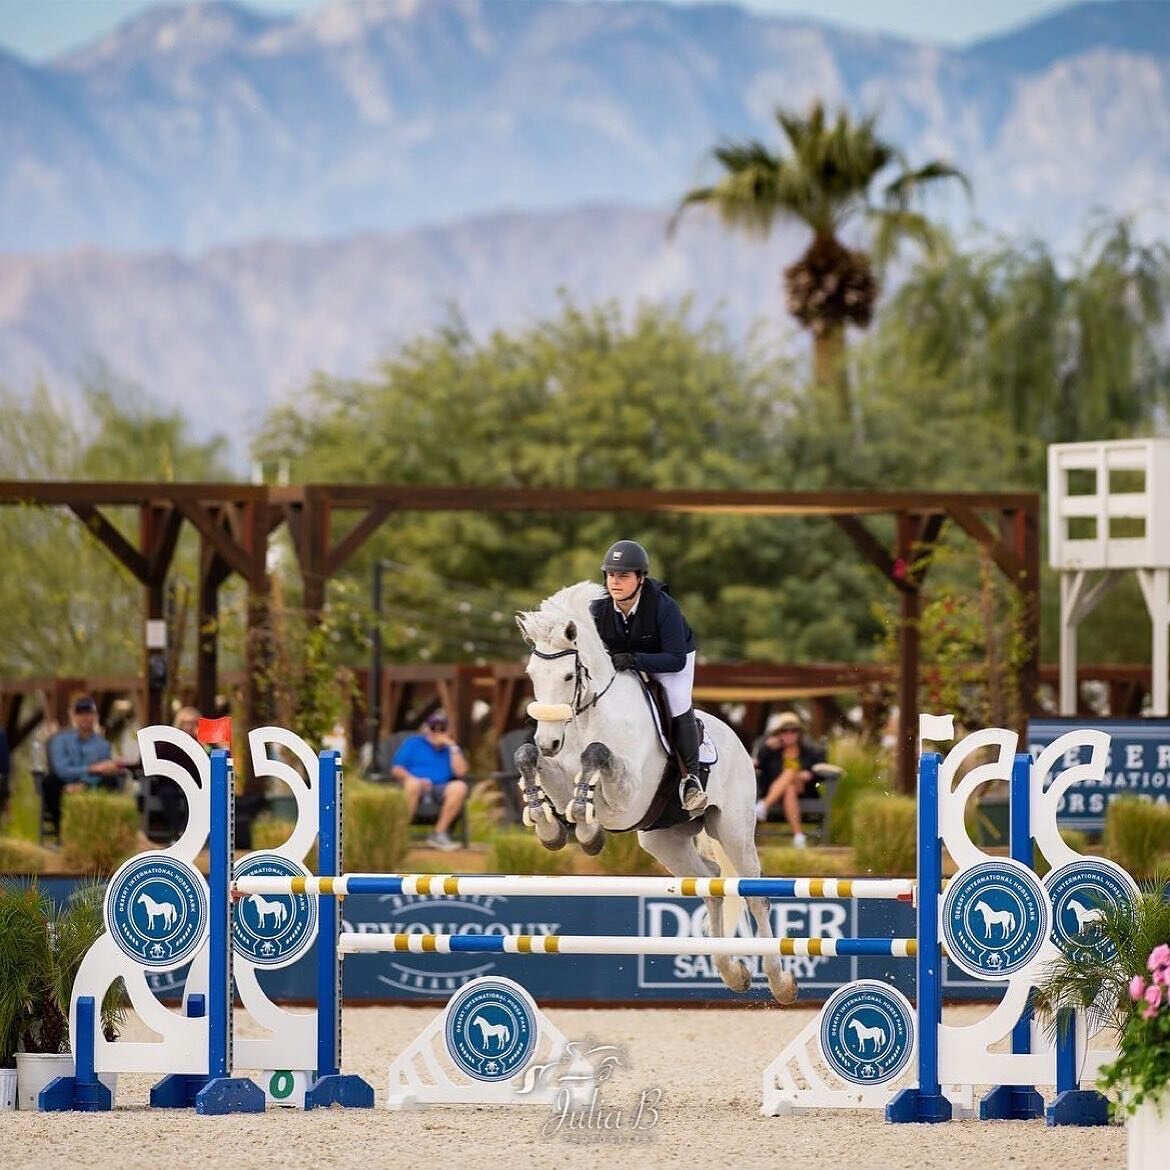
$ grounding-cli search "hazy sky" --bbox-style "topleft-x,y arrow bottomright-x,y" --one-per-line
0,0 -> 1095,61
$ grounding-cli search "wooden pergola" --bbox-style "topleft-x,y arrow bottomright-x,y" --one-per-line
0,482 -> 1039,793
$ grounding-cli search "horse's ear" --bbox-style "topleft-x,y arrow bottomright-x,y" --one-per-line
564,621 -> 577,642
515,614 -> 534,647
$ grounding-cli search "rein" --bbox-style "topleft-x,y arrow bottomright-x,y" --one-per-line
530,645 -> 618,717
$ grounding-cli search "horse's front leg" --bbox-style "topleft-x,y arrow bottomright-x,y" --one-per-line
565,741 -> 613,855
515,742 -> 569,851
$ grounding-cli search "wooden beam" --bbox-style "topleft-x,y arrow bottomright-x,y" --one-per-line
948,507 -> 1023,580
831,515 -> 913,594
145,505 -> 184,585
175,499 -> 253,580
69,503 -> 150,583
325,502 -> 393,577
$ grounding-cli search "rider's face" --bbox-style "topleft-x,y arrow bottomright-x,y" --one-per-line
605,570 -> 641,603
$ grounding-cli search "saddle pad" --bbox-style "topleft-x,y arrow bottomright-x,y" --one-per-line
637,675 -> 718,765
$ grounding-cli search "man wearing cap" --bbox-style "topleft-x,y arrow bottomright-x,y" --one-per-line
43,696 -> 124,835
754,711 -> 825,848
390,712 -> 469,851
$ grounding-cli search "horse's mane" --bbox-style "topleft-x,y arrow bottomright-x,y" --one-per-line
517,580 -> 607,653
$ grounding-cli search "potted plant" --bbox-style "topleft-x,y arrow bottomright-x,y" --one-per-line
0,882 -> 125,1109
1033,877 -> 1170,1168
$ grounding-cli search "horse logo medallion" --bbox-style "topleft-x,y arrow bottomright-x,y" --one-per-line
941,859 -> 1049,980
1044,858 -> 1137,966
232,853 -> 317,968
819,981 -> 914,1085
444,977 -> 537,1082
105,853 -> 208,969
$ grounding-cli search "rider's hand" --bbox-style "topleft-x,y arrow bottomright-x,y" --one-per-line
612,652 -> 637,671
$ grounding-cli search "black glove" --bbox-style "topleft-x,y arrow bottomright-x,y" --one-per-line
611,652 -> 637,671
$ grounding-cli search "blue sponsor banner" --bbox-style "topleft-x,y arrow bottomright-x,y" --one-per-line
24,877 -> 997,1003
1027,717 -> 1170,830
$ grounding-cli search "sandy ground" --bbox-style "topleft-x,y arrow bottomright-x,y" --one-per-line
0,1003 -> 1126,1170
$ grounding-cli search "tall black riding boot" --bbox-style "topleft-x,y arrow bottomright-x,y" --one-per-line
671,709 -> 707,816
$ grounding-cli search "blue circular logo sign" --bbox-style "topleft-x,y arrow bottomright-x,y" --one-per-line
232,853 -> 318,968
105,854 -> 208,970
819,981 -> 915,1085
942,859 -> 1050,980
444,977 -> 537,1082
1045,858 -> 1136,964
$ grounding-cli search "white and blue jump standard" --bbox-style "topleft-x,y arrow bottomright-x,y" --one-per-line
39,725 -> 375,1113
763,718 -> 1134,1125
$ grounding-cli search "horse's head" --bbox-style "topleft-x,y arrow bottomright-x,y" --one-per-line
516,582 -> 608,758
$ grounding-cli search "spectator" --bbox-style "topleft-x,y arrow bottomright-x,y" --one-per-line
43,696 -> 124,836
391,711 -> 469,852
0,726 -> 10,821
754,711 -> 825,848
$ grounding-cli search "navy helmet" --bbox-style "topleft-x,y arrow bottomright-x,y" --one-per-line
600,540 -> 650,575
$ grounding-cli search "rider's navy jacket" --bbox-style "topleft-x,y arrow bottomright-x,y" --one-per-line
589,577 -> 697,674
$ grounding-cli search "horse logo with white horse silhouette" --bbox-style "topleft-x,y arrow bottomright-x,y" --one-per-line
105,853 -> 208,968
820,982 -> 914,1085
1044,858 -> 1138,967
942,858 -> 1049,980
231,853 -> 317,968
445,978 -> 537,1082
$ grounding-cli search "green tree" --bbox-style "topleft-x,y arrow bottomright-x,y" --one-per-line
0,383 -> 230,678
672,101 -> 968,417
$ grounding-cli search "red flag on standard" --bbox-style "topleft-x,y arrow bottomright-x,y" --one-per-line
196,715 -> 232,745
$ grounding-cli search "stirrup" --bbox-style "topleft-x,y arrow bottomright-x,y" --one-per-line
680,773 -> 706,813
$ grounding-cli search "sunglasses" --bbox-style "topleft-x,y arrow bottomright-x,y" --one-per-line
426,721 -> 449,731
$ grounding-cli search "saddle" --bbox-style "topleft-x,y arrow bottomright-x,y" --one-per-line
619,676 -> 711,835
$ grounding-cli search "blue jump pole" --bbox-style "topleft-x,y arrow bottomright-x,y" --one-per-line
979,753 -> 1046,1120
887,750 -> 952,1124
194,748 -> 265,1115
303,749 -> 374,1110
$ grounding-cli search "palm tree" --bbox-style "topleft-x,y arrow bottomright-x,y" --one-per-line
672,102 -> 969,418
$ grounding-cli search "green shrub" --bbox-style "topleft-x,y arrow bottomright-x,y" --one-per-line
825,738 -> 888,845
597,831 -> 663,875
851,794 -> 917,876
61,791 -> 139,875
758,846 -> 852,877
466,780 -> 505,841
1103,797 -> 1170,879
1031,828 -> 1091,877
3,767 -> 40,842
0,837 -> 50,874
250,816 -> 297,852
487,831 -> 573,875
344,782 -> 411,873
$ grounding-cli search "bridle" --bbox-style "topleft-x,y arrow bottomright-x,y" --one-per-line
530,645 -> 618,718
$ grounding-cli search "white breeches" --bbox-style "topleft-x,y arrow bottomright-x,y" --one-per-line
651,650 -> 696,718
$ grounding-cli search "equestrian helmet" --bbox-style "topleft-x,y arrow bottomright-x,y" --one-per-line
600,540 -> 650,575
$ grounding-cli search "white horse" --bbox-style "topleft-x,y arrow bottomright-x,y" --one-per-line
472,1016 -> 510,1049
1066,899 -> 1104,933
249,893 -> 288,929
137,892 -> 177,931
973,900 -> 1016,939
515,581 -> 797,1005
848,1018 -> 886,1051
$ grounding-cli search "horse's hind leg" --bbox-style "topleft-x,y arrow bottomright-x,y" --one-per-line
703,807 -> 798,1006
637,827 -> 752,995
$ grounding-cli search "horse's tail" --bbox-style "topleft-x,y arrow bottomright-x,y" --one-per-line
698,832 -> 746,936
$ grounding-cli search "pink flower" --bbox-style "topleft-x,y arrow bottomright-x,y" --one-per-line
1148,943 -> 1170,972
1143,983 -> 1163,1012
1131,974 -> 1148,1001
1142,1003 -> 1159,1020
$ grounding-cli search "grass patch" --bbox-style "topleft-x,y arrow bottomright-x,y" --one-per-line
61,790 -> 139,875
758,846 -> 853,877
0,836 -> 51,874
1103,797 -> 1170,879
596,831 -> 664,875
851,793 -> 917,876
825,737 -> 889,845
344,781 -> 410,873
487,831 -> 574,875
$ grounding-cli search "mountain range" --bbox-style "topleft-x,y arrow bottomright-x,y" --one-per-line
1,0 -> 1168,452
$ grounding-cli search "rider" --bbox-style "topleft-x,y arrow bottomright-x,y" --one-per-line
588,539 -> 706,816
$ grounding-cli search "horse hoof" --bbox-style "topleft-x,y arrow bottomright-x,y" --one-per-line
722,960 -> 752,994
578,828 -> 606,856
769,970 -> 798,1005
536,822 -> 568,851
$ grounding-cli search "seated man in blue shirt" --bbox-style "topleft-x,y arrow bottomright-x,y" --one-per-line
390,711 -> 469,852
43,695 -> 125,835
